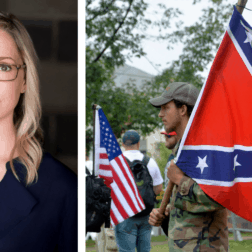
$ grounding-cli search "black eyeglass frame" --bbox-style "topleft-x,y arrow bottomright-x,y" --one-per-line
0,63 -> 26,81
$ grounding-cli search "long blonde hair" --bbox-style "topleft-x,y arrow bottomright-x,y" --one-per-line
0,12 -> 43,185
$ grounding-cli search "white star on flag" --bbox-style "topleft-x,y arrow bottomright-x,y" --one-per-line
234,154 -> 241,172
241,20 -> 252,47
196,155 -> 208,174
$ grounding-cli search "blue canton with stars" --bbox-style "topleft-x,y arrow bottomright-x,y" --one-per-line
230,6 -> 252,66
98,109 -> 122,161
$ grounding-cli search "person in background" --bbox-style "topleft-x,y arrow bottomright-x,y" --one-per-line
85,153 -> 113,252
0,12 -> 77,251
161,131 -> 179,189
115,130 -> 163,252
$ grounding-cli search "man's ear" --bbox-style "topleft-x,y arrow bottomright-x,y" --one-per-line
180,104 -> 188,117
137,141 -> 140,149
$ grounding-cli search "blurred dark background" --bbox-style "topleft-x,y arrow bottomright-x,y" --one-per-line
0,0 -> 78,174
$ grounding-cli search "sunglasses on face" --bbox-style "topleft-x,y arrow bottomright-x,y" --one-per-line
166,135 -> 173,138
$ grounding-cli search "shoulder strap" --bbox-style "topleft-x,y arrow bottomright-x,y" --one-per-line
125,155 -> 150,167
142,155 -> 150,166
86,167 -> 91,176
124,156 -> 133,168
142,155 -> 153,180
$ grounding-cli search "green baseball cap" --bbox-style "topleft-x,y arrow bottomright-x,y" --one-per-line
149,82 -> 199,108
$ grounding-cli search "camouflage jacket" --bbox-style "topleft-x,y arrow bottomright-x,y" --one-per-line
167,142 -> 229,252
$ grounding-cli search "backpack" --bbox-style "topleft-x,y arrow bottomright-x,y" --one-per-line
86,167 -> 111,233
125,155 -> 156,217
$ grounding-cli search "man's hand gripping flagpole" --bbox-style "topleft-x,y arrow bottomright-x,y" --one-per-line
157,0 -> 248,217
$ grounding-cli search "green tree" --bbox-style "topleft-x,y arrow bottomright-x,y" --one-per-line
152,0 -> 233,89
155,142 -> 172,180
86,0 -> 234,154
86,0 -> 181,153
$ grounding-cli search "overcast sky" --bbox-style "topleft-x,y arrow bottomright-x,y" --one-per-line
125,0 -> 252,77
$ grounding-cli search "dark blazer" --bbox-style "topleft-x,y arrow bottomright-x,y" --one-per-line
0,152 -> 77,252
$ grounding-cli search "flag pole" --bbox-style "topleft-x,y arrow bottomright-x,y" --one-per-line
230,0 -> 247,241
92,104 -> 97,176
159,180 -> 174,214
158,0 -> 248,216
236,0 -> 248,14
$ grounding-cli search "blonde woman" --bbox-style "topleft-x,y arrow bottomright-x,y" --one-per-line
0,12 -> 77,251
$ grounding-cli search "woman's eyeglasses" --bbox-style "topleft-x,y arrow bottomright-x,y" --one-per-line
0,63 -> 26,81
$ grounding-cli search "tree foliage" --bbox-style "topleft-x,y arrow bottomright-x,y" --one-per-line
155,142 -> 172,180
152,0 -> 233,89
86,0 -> 234,154
86,0 -> 148,69
86,0 -> 181,153
86,0 -> 151,152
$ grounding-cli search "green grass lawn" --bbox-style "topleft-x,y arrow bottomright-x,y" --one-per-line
86,235 -> 168,248
86,233 -> 252,251
229,240 -> 252,251
229,232 -> 252,237
151,235 -> 168,242
150,240 -> 252,252
86,239 -> 96,247
87,240 -> 252,252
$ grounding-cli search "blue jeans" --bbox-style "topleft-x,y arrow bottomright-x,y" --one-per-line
114,215 -> 152,252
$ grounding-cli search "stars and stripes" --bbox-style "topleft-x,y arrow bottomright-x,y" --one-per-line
94,107 -> 145,226
175,6 -> 252,222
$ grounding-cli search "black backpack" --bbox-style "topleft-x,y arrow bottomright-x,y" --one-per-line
125,155 -> 156,217
86,168 -> 111,233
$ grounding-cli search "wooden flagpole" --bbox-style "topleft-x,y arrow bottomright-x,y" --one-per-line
159,180 -> 174,214
236,0 -> 248,14
158,0 -> 248,216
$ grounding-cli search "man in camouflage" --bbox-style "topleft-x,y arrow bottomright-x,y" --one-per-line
161,130 -> 178,190
148,82 -> 229,251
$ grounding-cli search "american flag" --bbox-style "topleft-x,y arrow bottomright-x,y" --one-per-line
94,107 -> 145,226
175,6 -> 252,221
